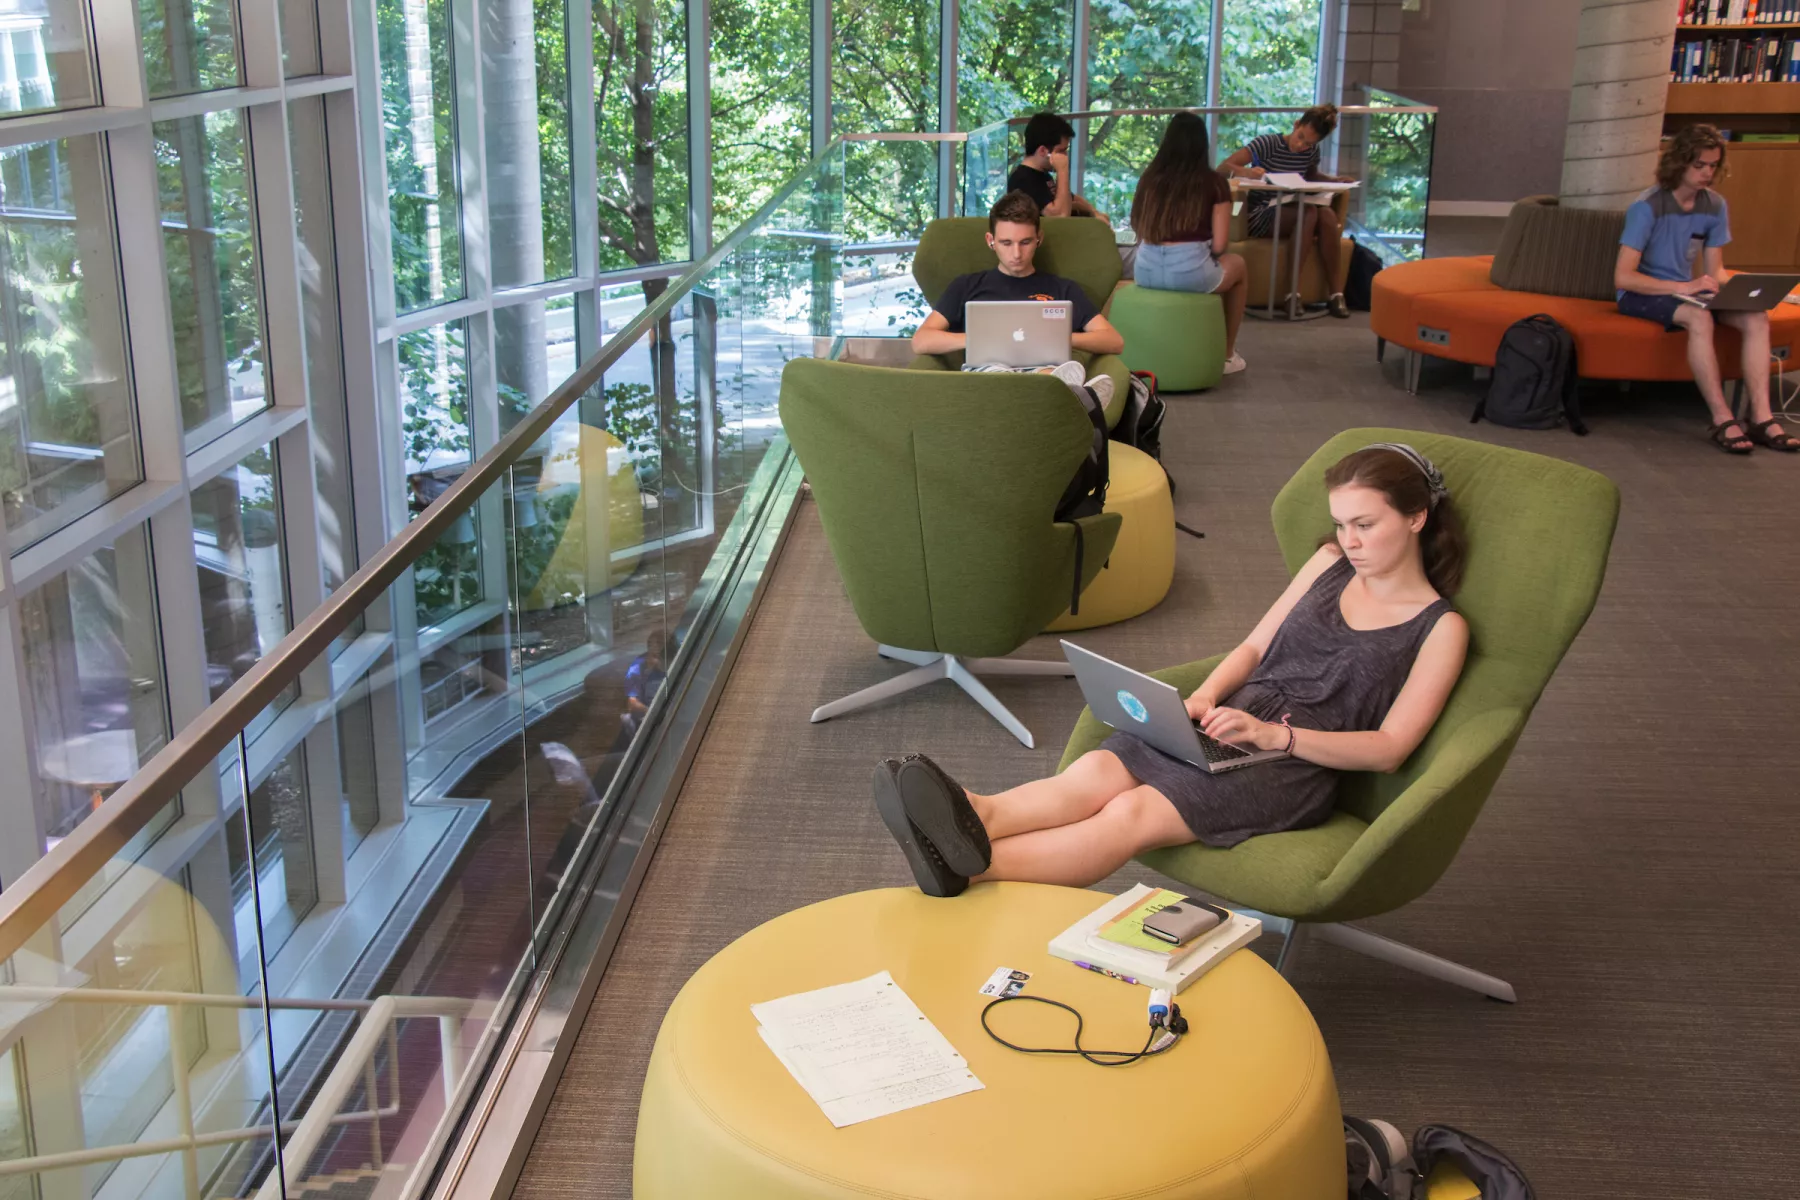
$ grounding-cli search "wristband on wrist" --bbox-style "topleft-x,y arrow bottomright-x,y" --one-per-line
1279,713 -> 1296,757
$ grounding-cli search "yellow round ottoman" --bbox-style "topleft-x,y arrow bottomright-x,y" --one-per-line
635,883 -> 1342,1200
1048,441 -> 1176,631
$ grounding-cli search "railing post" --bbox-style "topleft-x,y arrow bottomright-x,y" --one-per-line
364,1057 -> 385,1167
439,1014 -> 466,1107
167,1005 -> 201,1200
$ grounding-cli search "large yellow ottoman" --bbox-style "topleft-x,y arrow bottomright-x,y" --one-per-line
1048,441 -> 1175,631
635,883 -> 1343,1200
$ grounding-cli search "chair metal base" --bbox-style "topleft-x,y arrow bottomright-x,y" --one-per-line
808,645 -> 1075,749
1243,908 -> 1516,1003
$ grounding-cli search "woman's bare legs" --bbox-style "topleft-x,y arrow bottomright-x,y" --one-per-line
1213,252 -> 1249,358
966,749 -> 1137,839
976,785 -> 1197,888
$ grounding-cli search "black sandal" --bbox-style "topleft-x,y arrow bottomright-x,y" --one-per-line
1709,419 -> 1754,455
1747,418 -> 1800,452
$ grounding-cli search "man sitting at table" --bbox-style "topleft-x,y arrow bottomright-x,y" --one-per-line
912,191 -> 1124,402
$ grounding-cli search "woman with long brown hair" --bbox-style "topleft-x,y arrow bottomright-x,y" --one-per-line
870,444 -> 1471,896
1129,113 -> 1251,374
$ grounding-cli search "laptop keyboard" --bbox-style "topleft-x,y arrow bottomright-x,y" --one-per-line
1192,724 -> 1253,763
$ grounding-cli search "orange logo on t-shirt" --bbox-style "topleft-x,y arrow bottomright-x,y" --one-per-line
1028,293 -> 1055,302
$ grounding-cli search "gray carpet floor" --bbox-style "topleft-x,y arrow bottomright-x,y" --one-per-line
513,313 -> 1800,1198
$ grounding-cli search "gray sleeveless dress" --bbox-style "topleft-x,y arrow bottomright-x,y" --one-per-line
1103,555 -> 1454,847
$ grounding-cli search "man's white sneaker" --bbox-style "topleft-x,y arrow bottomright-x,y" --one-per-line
1084,373 -> 1114,411
1048,360 -> 1088,390
1222,352 -> 1247,375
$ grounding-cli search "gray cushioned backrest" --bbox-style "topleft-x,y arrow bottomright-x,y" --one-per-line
1488,196 -> 1627,302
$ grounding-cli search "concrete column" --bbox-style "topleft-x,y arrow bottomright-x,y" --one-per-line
1559,0 -> 1671,209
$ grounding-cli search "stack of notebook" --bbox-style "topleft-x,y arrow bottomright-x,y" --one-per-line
1048,884 -> 1262,994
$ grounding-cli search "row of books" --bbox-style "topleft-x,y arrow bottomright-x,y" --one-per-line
1681,0 -> 1800,23
1671,34 -> 1800,80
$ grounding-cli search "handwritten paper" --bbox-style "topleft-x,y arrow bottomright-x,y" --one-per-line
752,970 -> 983,1127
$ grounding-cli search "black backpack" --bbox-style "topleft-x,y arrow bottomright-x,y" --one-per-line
1053,382 -> 1111,615
1474,314 -> 1588,435
1345,242 -> 1383,311
1343,1118 -> 1536,1200
1112,370 -> 1167,463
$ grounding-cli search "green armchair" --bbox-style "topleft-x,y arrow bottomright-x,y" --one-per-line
1060,429 -> 1620,1000
909,217 -> 1131,429
781,358 -> 1122,748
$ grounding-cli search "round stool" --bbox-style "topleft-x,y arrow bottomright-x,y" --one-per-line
635,883 -> 1343,1200
1047,442 -> 1174,631
1109,282 -> 1227,391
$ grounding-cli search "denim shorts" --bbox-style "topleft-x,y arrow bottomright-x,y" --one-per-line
1133,241 -> 1226,294
1617,290 -> 1684,331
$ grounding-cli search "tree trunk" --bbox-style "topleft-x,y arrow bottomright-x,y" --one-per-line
1559,0 -> 1671,210
485,0 -> 549,419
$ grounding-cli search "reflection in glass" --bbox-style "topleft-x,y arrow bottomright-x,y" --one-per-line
594,0 -> 689,270
1083,0 -> 1211,220
496,293 -> 579,436
337,689 -> 380,855
194,444 -> 295,735
0,135 -> 138,553
20,526 -> 168,844
399,320 -> 482,625
0,0 -> 96,113
156,111 -> 269,449
139,0 -> 240,96
710,0 -> 810,237
381,0 -> 465,313
957,0 -> 1072,132
1217,0 -> 1323,153
226,746 -> 316,971
282,0 -> 323,75
483,0 -> 574,287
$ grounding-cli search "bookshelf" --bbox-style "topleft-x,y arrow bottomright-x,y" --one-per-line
1668,12 -> 1800,269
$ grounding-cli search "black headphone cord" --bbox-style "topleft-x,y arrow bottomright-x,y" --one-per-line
979,994 -> 1177,1067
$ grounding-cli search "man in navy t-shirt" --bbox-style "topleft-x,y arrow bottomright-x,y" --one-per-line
912,191 -> 1123,364
1005,112 -> 1106,222
1615,124 -> 1795,454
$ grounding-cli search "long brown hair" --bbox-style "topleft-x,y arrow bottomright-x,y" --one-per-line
1656,123 -> 1728,190
1129,113 -> 1232,245
1323,446 -> 1468,595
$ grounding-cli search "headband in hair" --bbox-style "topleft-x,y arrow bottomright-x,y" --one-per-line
1362,442 -> 1449,508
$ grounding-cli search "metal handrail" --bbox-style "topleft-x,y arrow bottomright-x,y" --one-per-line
965,102 -> 1439,134
0,137 -> 850,964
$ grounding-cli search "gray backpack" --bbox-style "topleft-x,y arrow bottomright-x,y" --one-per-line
1346,1119 -> 1535,1200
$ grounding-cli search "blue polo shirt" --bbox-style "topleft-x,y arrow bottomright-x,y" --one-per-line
1618,186 -> 1731,298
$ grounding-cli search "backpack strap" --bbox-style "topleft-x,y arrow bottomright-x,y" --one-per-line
1060,520 -> 1084,616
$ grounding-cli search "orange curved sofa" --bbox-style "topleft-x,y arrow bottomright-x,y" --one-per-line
1371,255 -> 1800,383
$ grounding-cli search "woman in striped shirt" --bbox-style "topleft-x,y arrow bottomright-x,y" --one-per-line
1223,104 -> 1354,319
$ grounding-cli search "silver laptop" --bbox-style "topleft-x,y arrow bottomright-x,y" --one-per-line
1061,641 -> 1286,774
1677,272 -> 1800,312
965,300 -> 1072,368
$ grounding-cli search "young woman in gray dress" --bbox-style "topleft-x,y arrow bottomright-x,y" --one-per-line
872,444 -> 1472,896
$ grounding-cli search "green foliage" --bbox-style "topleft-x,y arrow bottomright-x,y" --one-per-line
397,321 -> 472,475
710,0 -> 812,235
378,0 -> 465,311
832,0 -> 939,240
537,0 -> 577,279
1081,0 -> 1211,220
957,0 -> 1074,132
1216,0 -> 1321,152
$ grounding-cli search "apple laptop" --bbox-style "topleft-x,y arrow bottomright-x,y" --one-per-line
1677,272 -> 1800,312
1061,641 -> 1286,774
965,300 -> 1072,368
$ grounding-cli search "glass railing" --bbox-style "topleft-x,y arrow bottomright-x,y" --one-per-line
0,142 -> 851,1200
961,100 -> 1438,261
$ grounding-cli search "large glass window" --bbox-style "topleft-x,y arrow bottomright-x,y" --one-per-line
193,443 -> 294,733
1217,0 -> 1324,151
138,0 -> 241,97
958,0 -> 1073,132
0,135 -> 138,554
482,0 -> 575,288
0,0 -> 97,113
1083,0 -> 1211,218
832,0 -> 937,241
380,0 -> 466,313
156,110 -> 270,451
226,745 -> 317,971
19,525 -> 168,846
594,0 -> 689,269
709,0 -> 811,237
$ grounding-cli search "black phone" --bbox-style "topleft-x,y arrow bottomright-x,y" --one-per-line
1140,899 -> 1230,947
